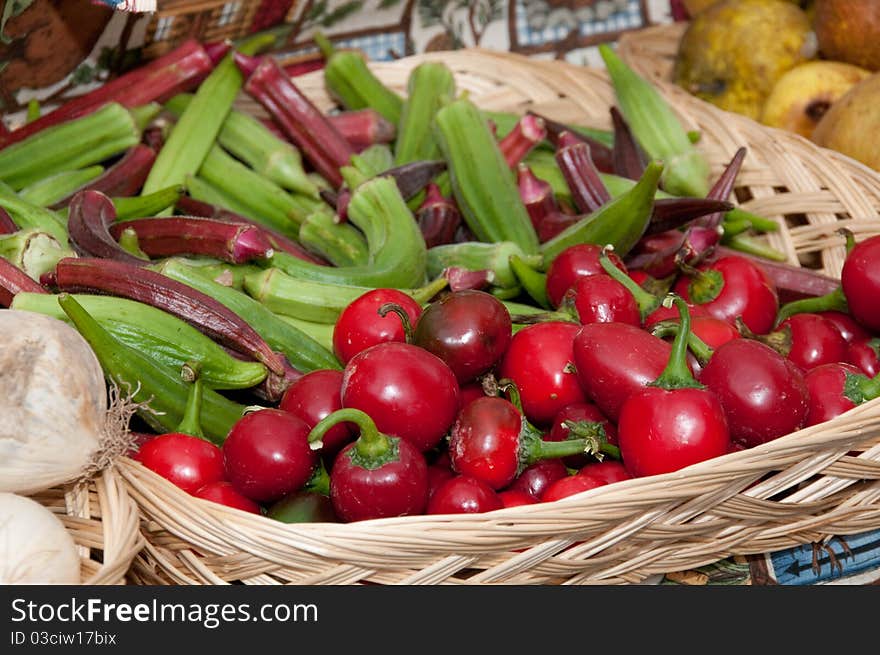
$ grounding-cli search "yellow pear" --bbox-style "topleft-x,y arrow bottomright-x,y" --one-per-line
812,72 -> 880,170
760,60 -> 871,138
673,0 -> 816,120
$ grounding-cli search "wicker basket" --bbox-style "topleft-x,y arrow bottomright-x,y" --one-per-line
29,466 -> 144,585
616,21 -> 687,89
122,48 -> 880,585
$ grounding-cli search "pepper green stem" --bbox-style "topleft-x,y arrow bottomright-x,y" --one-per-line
525,434 -> 596,466
598,246 -> 660,320
497,378 -> 525,414
720,216 -> 752,238
377,302 -> 414,343
722,233 -> 787,261
650,295 -> 703,390
844,370 -> 880,406
26,99 -> 40,123
776,286 -> 847,326
838,227 -> 856,255
303,458 -> 331,496
308,408 -> 397,470
175,363 -> 205,439
650,319 -> 715,365
562,419 -> 621,461
507,308 -> 577,325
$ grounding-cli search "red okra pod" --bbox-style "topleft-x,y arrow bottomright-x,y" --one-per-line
108,217 -> 275,264
499,114 -> 547,167
174,196 -> 329,265
67,190 -> 149,265
0,40 -> 218,149
236,53 -> 354,188
53,257 -> 287,376
328,109 -> 397,151
610,107 -> 648,181
531,112 -> 615,174
517,163 -> 559,231
0,208 -> 16,235
51,144 -> 157,209
416,182 -> 461,248
0,257 -> 47,307
556,140 -> 612,213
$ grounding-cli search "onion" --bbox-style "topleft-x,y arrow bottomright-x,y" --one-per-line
0,492 -> 81,584
0,309 -> 107,494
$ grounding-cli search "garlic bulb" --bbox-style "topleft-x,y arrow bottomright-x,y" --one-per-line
0,492 -> 81,584
0,309 -> 106,494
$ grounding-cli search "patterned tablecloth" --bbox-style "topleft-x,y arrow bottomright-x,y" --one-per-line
3,1 -> 879,585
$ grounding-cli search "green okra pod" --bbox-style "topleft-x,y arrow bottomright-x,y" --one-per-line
57,294 -> 249,444
540,160 -> 663,265
154,258 -> 342,372
435,97 -> 540,255
197,145 -> 323,236
426,240 -> 542,291
19,166 -> 105,207
141,33 -> 276,208
0,230 -> 74,282
243,267 -> 448,325
317,32 -> 404,125
0,103 -> 140,191
12,292 -> 269,391
0,181 -> 68,244
599,44 -> 710,198
395,61 -> 456,165
164,93 -> 319,199
266,176 -> 427,289
298,208 -> 369,267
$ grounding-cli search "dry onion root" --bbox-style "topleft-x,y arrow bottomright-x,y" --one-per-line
0,309 -> 135,494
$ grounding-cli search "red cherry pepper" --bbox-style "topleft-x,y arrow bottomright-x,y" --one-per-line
222,408 -> 318,504
497,321 -> 587,426
505,459 -> 569,501
545,243 -> 627,309
777,313 -> 849,372
674,255 -> 779,335
572,321 -> 678,422
697,338 -> 809,448
332,288 -> 423,365
411,289 -> 512,384
279,369 -> 355,462
804,362 -> 880,427
617,297 -> 730,478
310,408 -> 429,522
194,481 -> 262,514
135,370 -> 225,495
776,231 -> 880,334
427,475 -> 503,514
448,395 -> 603,490
848,338 -> 880,378
341,341 -> 460,452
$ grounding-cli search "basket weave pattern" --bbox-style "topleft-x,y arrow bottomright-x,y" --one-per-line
33,467 -> 143,585
123,49 -> 880,585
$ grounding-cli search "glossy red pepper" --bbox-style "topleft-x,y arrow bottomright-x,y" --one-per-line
617,297 -> 730,478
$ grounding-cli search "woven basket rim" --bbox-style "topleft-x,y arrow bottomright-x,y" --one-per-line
33,464 -> 144,585
126,48 -> 880,584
